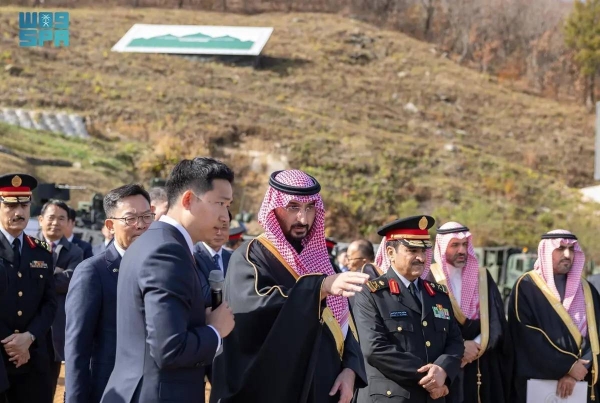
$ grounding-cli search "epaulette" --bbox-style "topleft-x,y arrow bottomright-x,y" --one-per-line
367,277 -> 389,293
26,235 -> 52,253
426,280 -> 447,294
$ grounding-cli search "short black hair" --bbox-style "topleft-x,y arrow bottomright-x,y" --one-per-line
148,187 -> 168,204
67,207 -> 77,222
353,239 -> 375,261
40,199 -> 70,217
103,184 -> 151,218
165,157 -> 234,209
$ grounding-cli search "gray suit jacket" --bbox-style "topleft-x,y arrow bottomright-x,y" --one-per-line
101,221 -> 218,403
48,236 -> 84,361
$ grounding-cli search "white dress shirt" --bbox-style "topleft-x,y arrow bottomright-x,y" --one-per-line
158,215 -> 221,348
67,234 -> 74,243
114,241 -> 126,258
448,265 -> 462,303
392,269 -> 420,292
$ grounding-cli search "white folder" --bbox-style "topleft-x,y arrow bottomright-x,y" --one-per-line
526,379 -> 587,403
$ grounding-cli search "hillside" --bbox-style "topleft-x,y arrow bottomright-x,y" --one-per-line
0,122 -> 145,206
1,7 -> 599,258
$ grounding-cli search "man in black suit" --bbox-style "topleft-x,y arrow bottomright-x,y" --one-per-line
101,157 -> 235,403
66,207 -> 93,260
65,184 -> 152,403
0,173 -> 57,403
38,199 -> 84,397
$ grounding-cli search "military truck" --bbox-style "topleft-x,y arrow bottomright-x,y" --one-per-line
25,183 -> 105,246
473,246 -> 537,309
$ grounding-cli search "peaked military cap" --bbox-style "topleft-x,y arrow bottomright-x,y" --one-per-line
325,237 -> 337,252
378,215 -> 435,249
0,173 -> 37,204
229,220 -> 246,241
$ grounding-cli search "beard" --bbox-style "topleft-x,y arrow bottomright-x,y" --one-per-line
286,224 -> 310,253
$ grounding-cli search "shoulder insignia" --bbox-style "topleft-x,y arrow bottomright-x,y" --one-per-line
423,281 -> 436,296
27,236 -> 51,253
367,278 -> 389,293
426,281 -> 447,294
389,279 -> 400,295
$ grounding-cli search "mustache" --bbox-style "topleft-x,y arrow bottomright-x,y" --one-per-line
10,216 -> 25,223
291,224 -> 308,230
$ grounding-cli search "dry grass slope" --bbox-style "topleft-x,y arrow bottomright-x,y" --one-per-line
0,7 -> 599,257
0,123 -> 144,206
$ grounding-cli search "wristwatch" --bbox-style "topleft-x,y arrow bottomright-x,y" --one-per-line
28,332 -> 35,342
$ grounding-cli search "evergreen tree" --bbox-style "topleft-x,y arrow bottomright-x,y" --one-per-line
565,0 -> 600,108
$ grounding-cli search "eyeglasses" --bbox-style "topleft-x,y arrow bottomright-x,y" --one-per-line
347,257 -> 367,262
111,213 -> 155,226
284,205 -> 316,214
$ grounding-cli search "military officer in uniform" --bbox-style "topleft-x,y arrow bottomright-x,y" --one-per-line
353,216 -> 464,402
0,173 -> 57,403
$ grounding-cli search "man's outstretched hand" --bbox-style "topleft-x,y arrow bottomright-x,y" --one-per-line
321,272 -> 369,299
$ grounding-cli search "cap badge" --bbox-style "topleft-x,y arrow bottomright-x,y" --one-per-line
11,175 -> 22,187
418,216 -> 428,230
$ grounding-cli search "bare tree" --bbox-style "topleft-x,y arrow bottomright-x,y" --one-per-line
421,0 -> 435,38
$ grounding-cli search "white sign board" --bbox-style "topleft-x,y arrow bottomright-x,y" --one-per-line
526,379 -> 587,403
111,24 -> 273,56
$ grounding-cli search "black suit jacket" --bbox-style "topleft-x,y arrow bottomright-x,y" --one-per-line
65,242 -> 121,403
49,236 -> 84,361
101,221 -> 219,403
72,236 -> 93,260
0,232 -> 56,384
353,270 -> 464,403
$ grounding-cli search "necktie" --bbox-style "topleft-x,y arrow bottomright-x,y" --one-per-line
12,238 -> 21,268
51,242 -> 58,266
409,282 -> 422,310
212,254 -> 221,271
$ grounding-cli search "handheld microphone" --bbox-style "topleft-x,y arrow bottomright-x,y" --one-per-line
208,270 -> 225,310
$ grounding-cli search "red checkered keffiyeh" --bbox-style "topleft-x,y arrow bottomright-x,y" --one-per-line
374,237 -> 433,276
434,222 -> 480,319
258,170 -> 350,332
534,229 -> 587,336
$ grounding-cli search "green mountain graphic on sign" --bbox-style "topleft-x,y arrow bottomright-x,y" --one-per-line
127,32 -> 254,50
